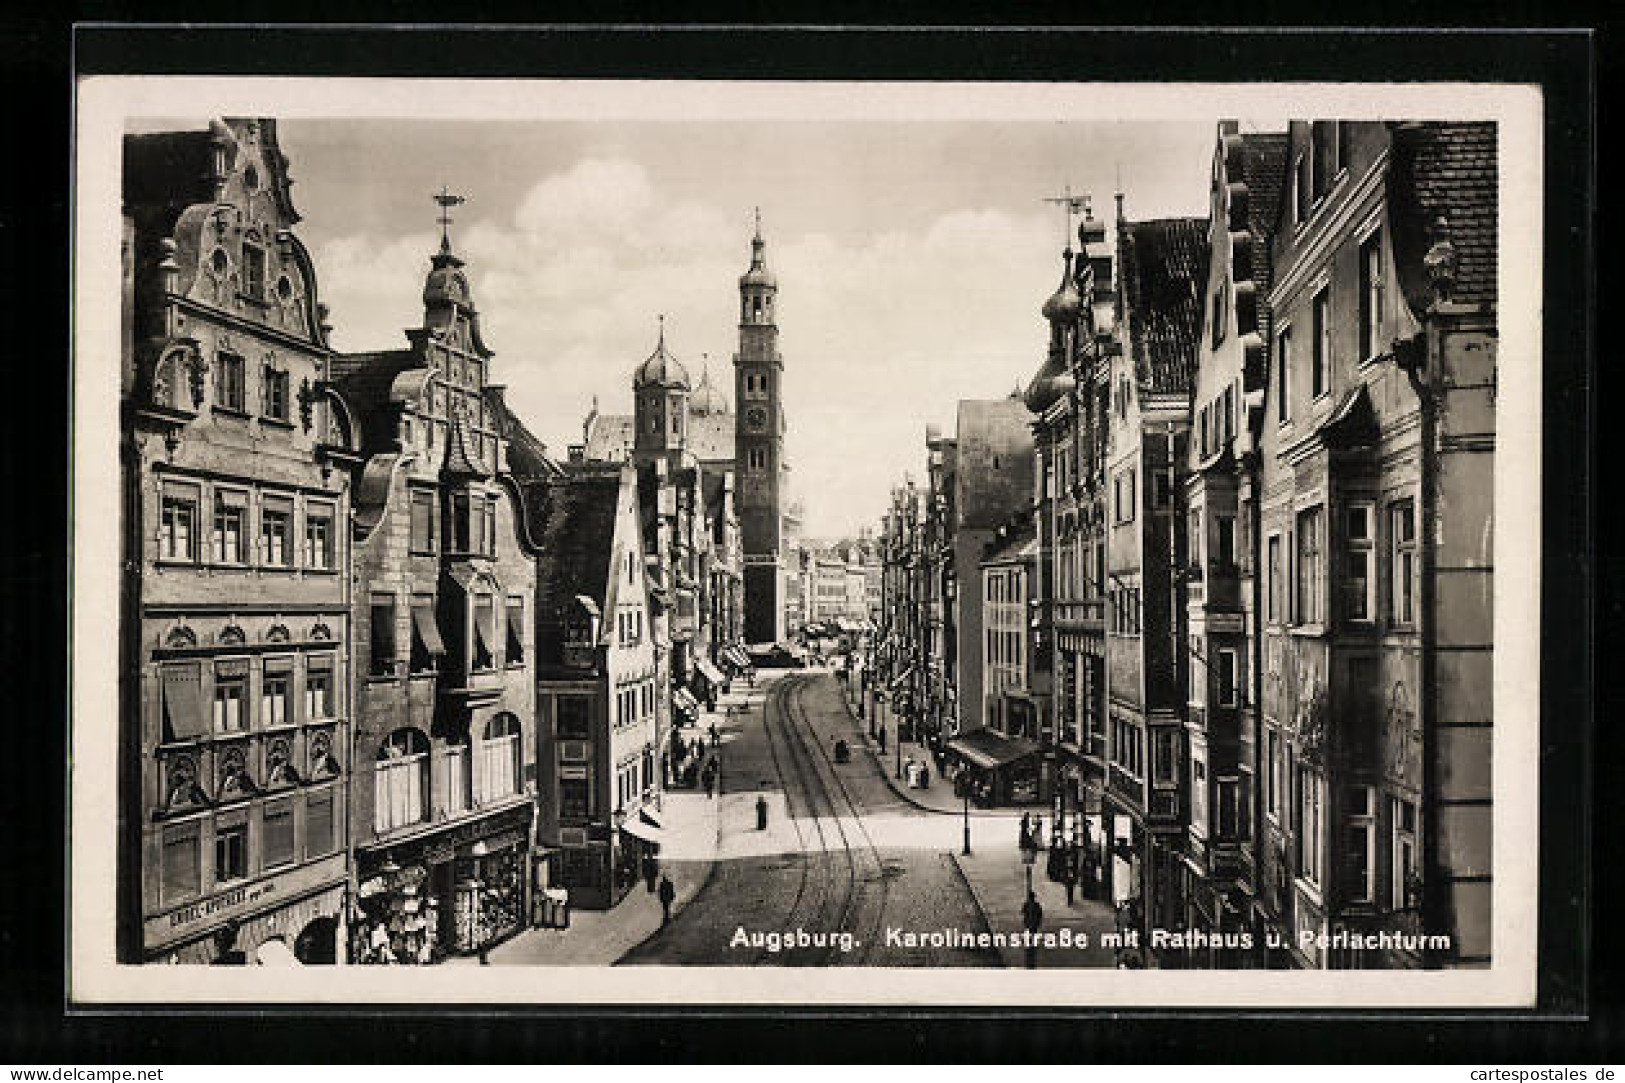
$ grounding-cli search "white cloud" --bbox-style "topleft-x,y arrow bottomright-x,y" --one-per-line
311,156 -> 1068,538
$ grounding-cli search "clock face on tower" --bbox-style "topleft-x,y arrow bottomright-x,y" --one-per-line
744,405 -> 769,432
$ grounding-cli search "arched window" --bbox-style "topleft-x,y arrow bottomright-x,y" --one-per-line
477,712 -> 522,804
375,728 -> 429,833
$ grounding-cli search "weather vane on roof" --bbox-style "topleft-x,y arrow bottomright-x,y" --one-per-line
434,185 -> 466,250
1042,185 -> 1091,248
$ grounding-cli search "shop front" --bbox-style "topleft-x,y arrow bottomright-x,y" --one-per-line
692,656 -> 728,707
618,805 -> 664,891
353,802 -> 533,963
144,852 -> 348,966
944,727 -> 1043,807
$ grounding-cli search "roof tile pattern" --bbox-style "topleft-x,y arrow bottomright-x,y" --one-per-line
524,465 -> 627,667
1119,217 -> 1211,395
1388,122 -> 1498,312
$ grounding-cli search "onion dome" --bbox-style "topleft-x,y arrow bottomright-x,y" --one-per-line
1041,248 -> 1082,324
689,362 -> 729,416
423,244 -> 472,311
633,318 -> 691,390
1023,351 -> 1075,414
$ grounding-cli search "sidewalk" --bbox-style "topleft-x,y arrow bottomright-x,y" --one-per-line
832,684 -> 1024,820
459,694 -> 756,967
950,839 -> 1119,969
834,680 -> 1117,969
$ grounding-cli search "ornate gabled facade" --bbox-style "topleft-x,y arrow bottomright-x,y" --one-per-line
120,118 -> 360,964
333,223 -> 540,963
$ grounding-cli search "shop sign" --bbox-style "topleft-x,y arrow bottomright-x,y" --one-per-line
366,806 -> 532,870
145,852 -> 345,950
458,829 -> 526,858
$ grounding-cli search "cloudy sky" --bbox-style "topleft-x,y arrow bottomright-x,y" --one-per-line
271,117 -> 1216,538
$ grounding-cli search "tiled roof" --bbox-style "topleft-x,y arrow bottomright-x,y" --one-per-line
688,412 -> 736,463
1388,122 -> 1498,311
1119,217 -> 1211,395
1240,133 -> 1290,292
584,414 -> 635,462
1241,134 -> 1290,239
581,409 -> 735,465
524,464 -> 627,666
331,350 -> 418,454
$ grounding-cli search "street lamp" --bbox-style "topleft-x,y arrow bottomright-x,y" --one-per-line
956,772 -> 972,856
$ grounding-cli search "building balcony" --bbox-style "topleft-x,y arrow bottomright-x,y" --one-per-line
1054,598 -> 1105,633
1108,764 -> 1144,808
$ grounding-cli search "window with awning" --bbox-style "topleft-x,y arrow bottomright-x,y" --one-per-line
694,657 -> 726,687
410,596 -> 445,672
505,597 -> 525,665
160,662 -> 209,742
473,594 -> 496,671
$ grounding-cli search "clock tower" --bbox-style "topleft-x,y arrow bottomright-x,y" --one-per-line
736,210 -> 785,644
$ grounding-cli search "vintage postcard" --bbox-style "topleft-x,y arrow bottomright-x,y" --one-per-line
70,72 -> 1542,1007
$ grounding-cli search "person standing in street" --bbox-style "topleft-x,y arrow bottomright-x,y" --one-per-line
1021,890 -> 1043,969
657,874 -> 676,925
1063,849 -> 1077,906
642,851 -> 659,893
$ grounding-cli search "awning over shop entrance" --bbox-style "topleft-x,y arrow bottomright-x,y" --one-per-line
672,687 -> 700,719
723,645 -> 752,670
694,657 -> 727,688
620,811 -> 662,848
947,728 -> 1042,771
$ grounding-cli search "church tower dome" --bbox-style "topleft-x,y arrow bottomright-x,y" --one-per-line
634,316 -> 692,390
634,316 -> 690,467
689,359 -> 730,416
1041,247 -> 1083,324
1025,248 -> 1079,413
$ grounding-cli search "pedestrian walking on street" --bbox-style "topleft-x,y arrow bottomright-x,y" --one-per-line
1021,890 -> 1044,970
1063,851 -> 1077,906
703,763 -> 716,799
642,852 -> 659,893
1019,812 -> 1032,849
657,874 -> 676,925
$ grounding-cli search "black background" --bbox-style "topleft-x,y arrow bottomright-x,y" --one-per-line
5,14 -> 1601,1064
